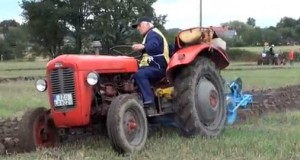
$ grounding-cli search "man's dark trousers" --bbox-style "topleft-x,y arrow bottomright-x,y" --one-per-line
133,66 -> 165,105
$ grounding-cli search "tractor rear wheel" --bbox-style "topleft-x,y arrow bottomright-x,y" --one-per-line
107,94 -> 148,153
173,57 -> 226,137
18,107 -> 57,152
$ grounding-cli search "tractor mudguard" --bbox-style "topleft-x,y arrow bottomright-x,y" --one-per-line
166,44 -> 230,84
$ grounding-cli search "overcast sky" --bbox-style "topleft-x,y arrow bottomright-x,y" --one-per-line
1,0 -> 299,29
154,0 -> 300,29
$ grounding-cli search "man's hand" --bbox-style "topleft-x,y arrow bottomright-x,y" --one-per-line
132,44 -> 145,51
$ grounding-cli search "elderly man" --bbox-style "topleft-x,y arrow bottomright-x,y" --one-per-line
131,16 -> 170,115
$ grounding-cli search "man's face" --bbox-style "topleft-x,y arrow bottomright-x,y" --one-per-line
137,22 -> 150,35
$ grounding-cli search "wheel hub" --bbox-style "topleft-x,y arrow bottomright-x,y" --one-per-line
209,90 -> 218,109
127,119 -> 137,132
195,78 -> 219,123
123,110 -> 143,145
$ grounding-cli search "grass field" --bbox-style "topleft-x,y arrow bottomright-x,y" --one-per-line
0,81 -> 47,118
0,61 -> 46,78
0,60 -> 300,160
0,70 -> 45,77
0,61 -> 47,70
222,67 -> 300,90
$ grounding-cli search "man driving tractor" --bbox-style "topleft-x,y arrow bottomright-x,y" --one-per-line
131,16 -> 170,115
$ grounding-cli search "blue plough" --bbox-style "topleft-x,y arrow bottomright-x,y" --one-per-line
225,77 -> 253,125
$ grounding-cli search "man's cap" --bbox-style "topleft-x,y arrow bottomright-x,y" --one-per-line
131,16 -> 153,28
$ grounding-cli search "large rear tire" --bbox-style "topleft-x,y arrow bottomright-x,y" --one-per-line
173,57 -> 226,137
18,107 -> 57,152
106,94 -> 148,153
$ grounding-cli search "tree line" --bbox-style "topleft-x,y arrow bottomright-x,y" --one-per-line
0,0 -> 300,60
223,17 -> 300,47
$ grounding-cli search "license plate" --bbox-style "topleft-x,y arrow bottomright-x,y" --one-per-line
53,93 -> 73,106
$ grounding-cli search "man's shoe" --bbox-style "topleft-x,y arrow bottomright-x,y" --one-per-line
144,103 -> 157,115
145,107 -> 157,115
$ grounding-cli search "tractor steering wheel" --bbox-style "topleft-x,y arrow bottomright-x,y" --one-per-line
109,45 -> 142,59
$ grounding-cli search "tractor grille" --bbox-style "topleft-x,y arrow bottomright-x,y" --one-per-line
50,68 -> 76,110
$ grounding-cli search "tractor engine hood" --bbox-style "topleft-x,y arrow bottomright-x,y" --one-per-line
47,54 -> 139,73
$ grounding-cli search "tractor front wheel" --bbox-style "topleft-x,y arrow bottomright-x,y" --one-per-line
173,57 -> 226,137
18,107 -> 57,152
107,94 -> 148,153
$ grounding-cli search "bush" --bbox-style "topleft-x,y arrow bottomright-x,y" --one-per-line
227,49 -> 258,61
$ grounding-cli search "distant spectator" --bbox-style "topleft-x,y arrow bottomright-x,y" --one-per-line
288,49 -> 294,66
269,44 -> 275,56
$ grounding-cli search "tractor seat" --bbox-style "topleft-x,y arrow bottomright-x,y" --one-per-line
178,27 -> 214,46
179,28 -> 203,44
176,27 -> 227,53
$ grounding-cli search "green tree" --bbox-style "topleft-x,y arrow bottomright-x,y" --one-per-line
90,0 -> 166,53
276,17 -> 297,28
0,20 -> 29,60
62,0 -> 94,53
21,0 -> 166,55
0,20 -> 20,28
4,25 -> 30,59
241,27 -> 262,46
246,17 -> 256,27
0,20 -> 20,38
0,39 -> 10,60
261,28 -> 281,45
294,25 -> 300,41
21,0 -> 68,58
277,27 -> 293,44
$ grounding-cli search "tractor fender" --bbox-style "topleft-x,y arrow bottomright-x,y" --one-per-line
166,44 -> 229,84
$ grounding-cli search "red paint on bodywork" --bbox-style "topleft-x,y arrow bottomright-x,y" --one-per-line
46,55 -> 138,127
49,54 -> 139,73
166,44 -> 230,83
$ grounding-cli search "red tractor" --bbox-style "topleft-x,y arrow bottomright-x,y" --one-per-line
20,27 -> 230,153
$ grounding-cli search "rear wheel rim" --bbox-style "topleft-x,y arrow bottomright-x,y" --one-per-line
195,77 -> 220,125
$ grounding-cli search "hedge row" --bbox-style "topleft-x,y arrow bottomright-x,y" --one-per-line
226,49 -> 300,62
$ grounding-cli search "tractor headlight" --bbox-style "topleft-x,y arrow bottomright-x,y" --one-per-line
87,72 -> 99,85
36,79 -> 47,92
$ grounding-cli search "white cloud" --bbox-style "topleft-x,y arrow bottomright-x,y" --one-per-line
154,0 -> 300,29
